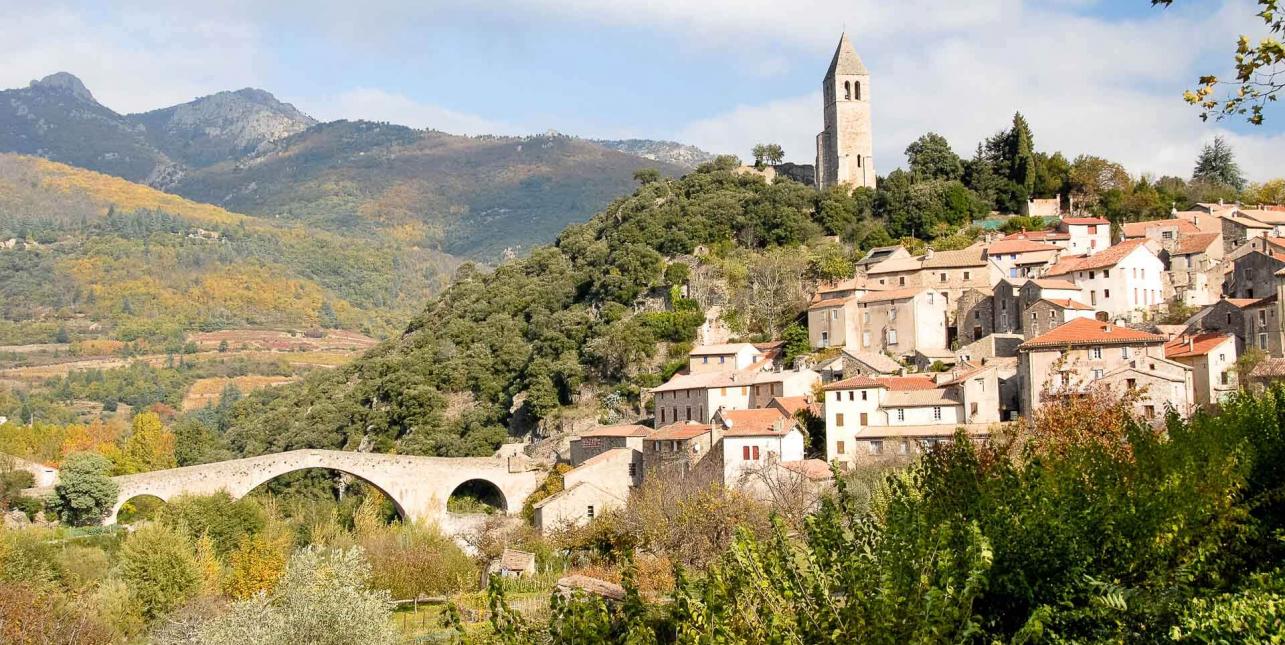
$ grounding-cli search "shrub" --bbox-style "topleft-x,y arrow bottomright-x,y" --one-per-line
359,522 -> 477,598
46,452 -> 119,526
117,523 -> 201,622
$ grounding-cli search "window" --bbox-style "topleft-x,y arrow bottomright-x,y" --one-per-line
890,306 -> 898,321
1010,268 -> 1018,277
1221,371 -> 1230,385
963,271 -> 971,280
1260,309 -> 1268,326
819,331 -> 829,347
1126,378 -> 1137,390
1162,230 -> 1174,240
1090,290 -> 1097,305
899,440 -> 910,455
1122,347 -> 1131,359
1089,271 -> 1095,279
701,356 -> 708,364
1001,299 -> 1007,311
742,445 -> 751,460
1260,333 -> 1269,350
974,310 -> 980,320
719,355 -> 726,363
830,310 -> 838,320
1104,289 -> 1111,299
897,408 -> 906,422
860,390 -> 868,401
834,392 -> 841,402
927,292 -> 934,304
1091,347 -> 1102,359
1092,368 -> 1104,380
1219,353 -> 1226,362
863,311 -> 871,324
1049,309 -> 1056,321
887,329 -> 898,345
835,413 -> 845,427
685,407 -> 691,421
1031,312 -> 1037,323
857,155 -> 863,167
844,80 -> 851,100
1103,270 -> 1110,278
848,391 -> 854,401
899,276 -> 906,286
836,440 -> 846,455
862,331 -> 871,347
860,412 -> 869,425
855,81 -> 861,100
940,272 -> 947,282
1143,405 -> 1156,419
587,505 -> 596,519
868,440 -> 883,455
933,406 -> 942,420
752,445 -> 760,460
975,378 -> 984,391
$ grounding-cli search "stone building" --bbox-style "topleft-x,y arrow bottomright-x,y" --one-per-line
815,32 -> 875,190
1222,249 -> 1285,300
1022,298 -> 1096,340
569,424 -> 651,466
1017,318 -> 1193,419
955,288 -> 994,345
1164,332 -> 1238,407
853,287 -> 949,358
920,244 -> 999,314
1168,233 -> 1224,306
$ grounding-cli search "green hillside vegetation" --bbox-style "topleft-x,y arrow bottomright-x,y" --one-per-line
0,154 -> 458,343
170,121 -> 688,259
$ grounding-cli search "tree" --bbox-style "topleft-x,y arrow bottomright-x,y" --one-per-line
751,144 -> 768,168
906,132 -> 963,181
781,323 -> 811,366
217,339 -> 229,353
117,523 -> 201,622
223,528 -> 292,600
1006,112 -> 1038,196
1192,136 -> 1246,190
1244,178 -> 1285,205
118,411 -> 177,475
633,168 -> 661,185
47,452 -> 119,526
199,547 -> 397,645
763,143 -> 785,166
1155,0 -> 1285,124
317,301 -> 339,329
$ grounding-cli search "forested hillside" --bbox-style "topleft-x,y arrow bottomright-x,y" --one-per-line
218,157 -> 871,458
0,154 -> 458,343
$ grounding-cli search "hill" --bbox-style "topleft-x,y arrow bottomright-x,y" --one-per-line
0,153 -> 458,344
0,74 -> 693,262
218,157 -> 873,458
169,122 -> 689,259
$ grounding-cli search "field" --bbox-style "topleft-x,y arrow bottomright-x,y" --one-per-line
181,375 -> 298,411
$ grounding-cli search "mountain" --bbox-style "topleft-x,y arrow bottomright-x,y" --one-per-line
0,153 -> 457,343
592,138 -> 716,169
0,73 -> 172,184
169,122 -> 687,258
130,88 -> 317,174
0,74 -> 692,261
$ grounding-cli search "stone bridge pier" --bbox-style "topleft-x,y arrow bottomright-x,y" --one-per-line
98,449 -> 544,531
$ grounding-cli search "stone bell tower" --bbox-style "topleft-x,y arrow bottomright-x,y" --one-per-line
815,32 -> 875,191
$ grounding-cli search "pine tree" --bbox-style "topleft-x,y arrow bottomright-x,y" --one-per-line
1192,135 -> 1246,190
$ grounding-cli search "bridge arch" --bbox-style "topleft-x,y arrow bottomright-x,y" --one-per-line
100,449 -> 545,533
446,478 -> 508,514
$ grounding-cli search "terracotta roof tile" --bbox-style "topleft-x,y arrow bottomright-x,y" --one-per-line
822,374 -> 886,390
1003,230 -> 1070,242
1045,239 -> 1150,276
647,421 -> 710,441
780,459 -> 833,480
859,287 -> 927,304
809,296 -> 855,310
1019,317 -> 1166,350
1040,298 -> 1094,311
1061,217 -> 1110,225
921,244 -> 988,268
1029,278 -> 1080,290
1164,332 -> 1235,359
717,407 -> 795,436
578,424 -> 652,438
1173,233 -> 1220,255
876,375 -> 940,391
768,396 -> 815,416
986,239 -> 1063,255
1121,218 -> 1200,238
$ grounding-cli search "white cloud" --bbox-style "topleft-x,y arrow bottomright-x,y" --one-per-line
313,88 -> 516,136
0,4 -> 263,113
672,0 -> 1285,181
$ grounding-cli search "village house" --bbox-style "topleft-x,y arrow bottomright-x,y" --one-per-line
861,254 -> 925,289
1017,318 -> 1194,420
1121,217 -> 1201,253
955,288 -> 995,345
650,364 -> 819,427
710,407 -> 806,490
533,446 -> 640,531
1164,332 -> 1238,407
808,293 -> 859,349
816,347 -> 903,382
1223,249 -> 1285,300
822,368 -> 1000,467
569,424 -> 651,466
1173,209 -> 1228,235
855,244 -> 912,270
987,277 -> 1084,337
1059,216 -> 1112,254
1191,297 -> 1280,356
852,287 -> 949,358
1044,239 -> 1164,318
1022,298 -> 1096,339
985,238 -> 1063,280
1221,210 -> 1278,252
687,343 -> 764,373
919,244 -> 999,312
1168,233 -> 1224,306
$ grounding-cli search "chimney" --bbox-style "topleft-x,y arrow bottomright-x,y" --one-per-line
1105,324 -> 1113,333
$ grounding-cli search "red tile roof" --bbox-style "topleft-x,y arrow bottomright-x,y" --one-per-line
768,396 -> 816,416
1003,230 -> 1070,242
1164,332 -> 1235,359
876,375 -> 940,390
1061,217 -> 1110,226
859,287 -> 926,304
1029,278 -> 1080,290
717,408 -> 795,437
780,459 -> 834,481
809,296 -> 854,310
647,421 -> 711,441
578,424 -> 652,438
1121,218 -> 1200,238
822,374 -> 886,391
1041,298 -> 1094,311
1019,317 -> 1166,350
1173,232 -> 1220,255
986,239 -> 1063,255
1225,297 -> 1266,308
1045,239 -> 1150,276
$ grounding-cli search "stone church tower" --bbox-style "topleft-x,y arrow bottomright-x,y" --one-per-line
815,33 -> 875,191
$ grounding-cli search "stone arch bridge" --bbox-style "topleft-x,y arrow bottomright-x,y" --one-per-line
83,450 -> 544,531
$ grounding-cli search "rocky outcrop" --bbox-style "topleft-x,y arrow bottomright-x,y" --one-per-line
592,138 -> 716,170
129,89 -> 317,168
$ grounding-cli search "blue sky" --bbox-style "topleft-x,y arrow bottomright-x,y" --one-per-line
3,0 -> 1283,180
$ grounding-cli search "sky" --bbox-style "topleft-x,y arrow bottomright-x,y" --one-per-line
2,0 -> 1284,181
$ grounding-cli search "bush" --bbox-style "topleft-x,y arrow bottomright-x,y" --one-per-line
46,452 -> 119,526
117,523 -> 201,622
359,522 -> 477,598
158,492 -> 266,555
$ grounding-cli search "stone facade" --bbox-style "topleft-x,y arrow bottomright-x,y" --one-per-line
815,33 -> 874,190
1223,250 -> 1285,300
955,289 -> 994,345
